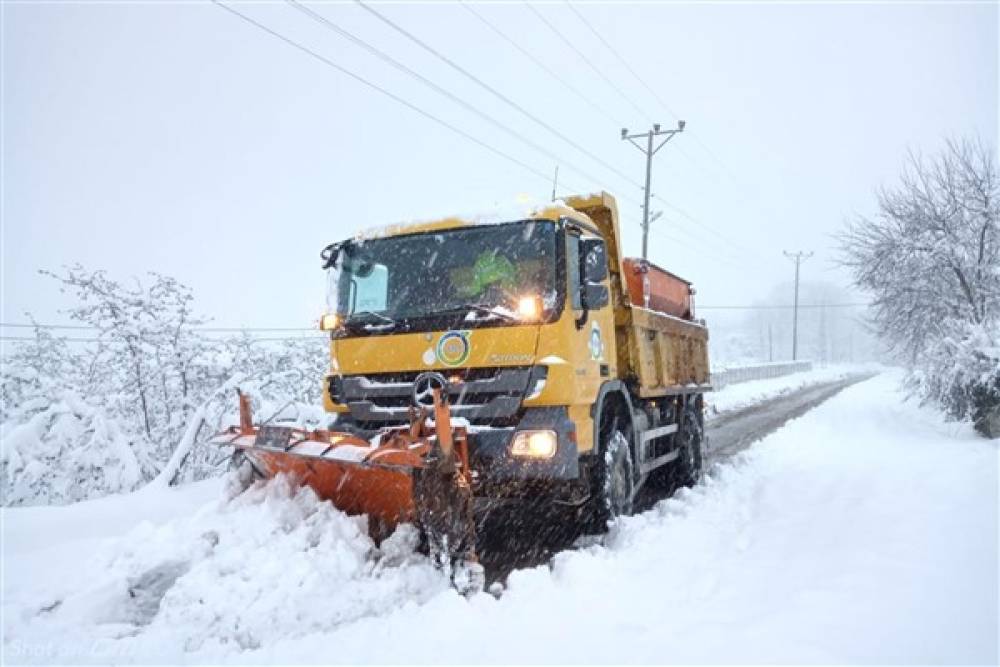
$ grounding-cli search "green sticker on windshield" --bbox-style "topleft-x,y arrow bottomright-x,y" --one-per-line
436,330 -> 471,366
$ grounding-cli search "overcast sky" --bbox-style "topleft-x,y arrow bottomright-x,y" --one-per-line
3,0 -> 997,331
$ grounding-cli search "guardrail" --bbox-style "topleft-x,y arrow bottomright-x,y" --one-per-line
711,361 -> 813,389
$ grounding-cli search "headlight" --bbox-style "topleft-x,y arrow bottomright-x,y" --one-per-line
517,295 -> 542,320
510,430 -> 557,459
319,313 -> 340,331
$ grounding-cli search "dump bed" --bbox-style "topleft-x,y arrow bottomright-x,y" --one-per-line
624,306 -> 711,397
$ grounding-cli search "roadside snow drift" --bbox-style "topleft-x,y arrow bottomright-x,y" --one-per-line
3,373 -> 997,664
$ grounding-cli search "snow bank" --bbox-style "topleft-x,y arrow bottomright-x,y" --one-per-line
0,393 -> 154,506
3,372 -> 996,664
3,476 -> 448,664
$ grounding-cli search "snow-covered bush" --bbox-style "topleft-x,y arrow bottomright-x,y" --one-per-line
1,267 -> 331,505
841,137 -> 1000,436
0,325 -> 83,424
163,336 -> 330,487
909,321 -> 1000,436
223,333 -> 328,407
1,391 -> 157,505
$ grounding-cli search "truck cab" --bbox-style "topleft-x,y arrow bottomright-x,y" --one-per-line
322,192 -> 710,520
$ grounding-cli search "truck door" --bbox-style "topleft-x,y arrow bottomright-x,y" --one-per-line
566,230 -> 616,388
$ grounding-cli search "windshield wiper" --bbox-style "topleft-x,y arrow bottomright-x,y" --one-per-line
450,303 -> 519,322
346,311 -> 397,327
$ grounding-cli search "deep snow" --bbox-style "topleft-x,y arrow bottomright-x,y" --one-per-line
2,372 -> 996,664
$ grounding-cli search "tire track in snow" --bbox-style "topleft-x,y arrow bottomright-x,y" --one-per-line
479,373 -> 878,584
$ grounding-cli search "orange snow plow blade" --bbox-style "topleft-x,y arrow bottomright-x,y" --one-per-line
237,446 -> 418,524
212,388 -> 478,573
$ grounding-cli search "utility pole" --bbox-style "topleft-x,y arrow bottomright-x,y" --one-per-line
622,121 -> 685,259
550,165 -> 559,202
783,250 -> 813,361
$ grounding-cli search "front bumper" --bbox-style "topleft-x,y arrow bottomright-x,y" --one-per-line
327,405 -> 583,494
469,407 -> 581,493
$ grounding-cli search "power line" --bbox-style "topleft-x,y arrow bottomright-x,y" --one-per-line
1,322 -> 94,331
563,2 -> 753,187
524,3 -> 654,127
564,2 -> 681,122
648,226 -> 744,272
652,193 -> 770,258
210,1 -> 556,188
463,2 -> 725,242
354,0 -> 643,193
214,2 -> 766,276
0,304 -> 872,342
656,211 -> 748,261
462,2 -> 752,254
284,0 -> 606,194
562,2 -> 717,177
647,224 -> 765,275
220,1 -> 756,271
561,2 -> 795,236
514,3 -> 769,261
459,1 -> 625,129
698,303 -> 867,310
0,322 -> 318,332
0,335 -> 325,345
1,335 -> 106,343
649,221 -> 760,272
638,195 -> 775,273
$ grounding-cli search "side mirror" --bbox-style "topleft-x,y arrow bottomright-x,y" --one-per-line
580,239 -> 608,283
321,242 -> 342,269
582,283 -> 609,309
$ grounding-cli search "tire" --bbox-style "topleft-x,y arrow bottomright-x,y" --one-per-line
672,396 -> 704,488
589,415 -> 635,530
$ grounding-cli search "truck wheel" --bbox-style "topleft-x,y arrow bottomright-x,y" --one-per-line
591,424 -> 635,529
672,397 -> 704,488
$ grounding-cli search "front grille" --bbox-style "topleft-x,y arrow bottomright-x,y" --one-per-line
335,366 -> 545,426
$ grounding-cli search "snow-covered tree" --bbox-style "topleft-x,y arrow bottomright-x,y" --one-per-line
38,265 -> 224,460
1,323 -> 81,423
840,137 -> 1000,436
2,267 -> 332,504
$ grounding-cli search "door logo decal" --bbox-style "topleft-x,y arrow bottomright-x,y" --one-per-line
589,321 -> 604,361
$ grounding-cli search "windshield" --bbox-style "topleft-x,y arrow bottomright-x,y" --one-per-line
330,221 -> 558,331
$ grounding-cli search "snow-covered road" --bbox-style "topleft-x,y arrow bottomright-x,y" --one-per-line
3,372 -> 997,664
704,373 -> 873,464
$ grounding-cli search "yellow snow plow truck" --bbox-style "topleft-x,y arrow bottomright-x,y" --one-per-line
214,192 -> 710,585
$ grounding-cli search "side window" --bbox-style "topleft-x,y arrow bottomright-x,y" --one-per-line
566,233 -> 583,310
352,263 -> 388,313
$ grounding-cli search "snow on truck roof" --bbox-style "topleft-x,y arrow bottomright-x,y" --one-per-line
352,194 -> 606,241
